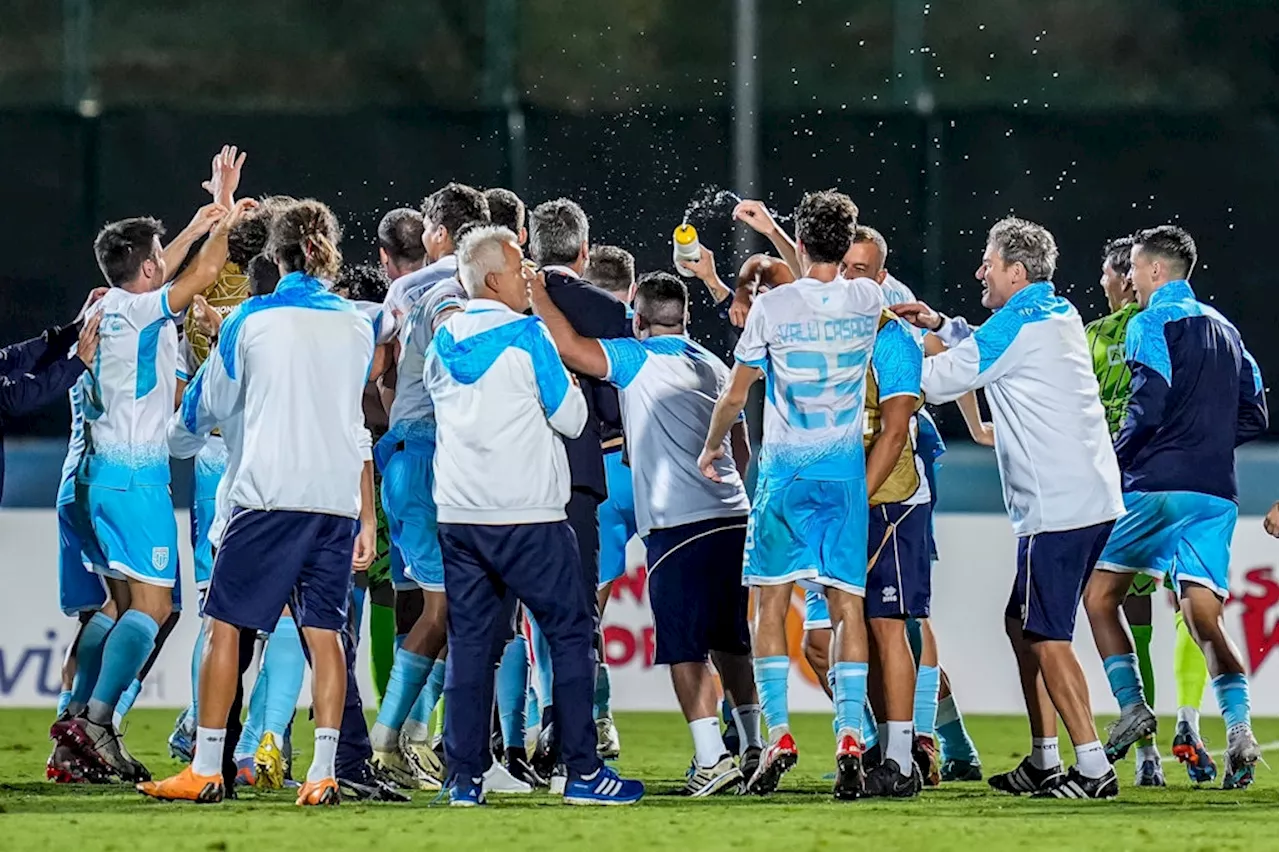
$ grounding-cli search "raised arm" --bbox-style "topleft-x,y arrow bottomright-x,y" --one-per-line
678,245 -> 731,304
732,200 -> 800,279
528,271 -> 609,379
527,320 -> 588,439
165,199 -> 256,317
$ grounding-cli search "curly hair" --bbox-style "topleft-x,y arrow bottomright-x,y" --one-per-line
794,190 -> 858,264
267,199 -> 342,281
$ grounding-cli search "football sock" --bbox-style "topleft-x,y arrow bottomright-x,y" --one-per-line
914,664 -> 940,737
497,636 -> 529,749
730,703 -> 764,751
1074,741 -> 1109,779
935,694 -> 979,764
193,727 -> 226,777
369,603 -> 396,705
529,616 -> 554,712
87,610 -> 158,726
261,615 -> 306,742
308,728 -> 340,783
593,662 -> 612,720
1103,653 -> 1144,710
188,619 -> 207,724
832,661 -> 869,740
371,649 -> 432,750
886,721 -> 913,776
690,717 -> 724,768
113,678 -> 142,728
1174,611 -> 1209,722
67,611 -> 115,714
753,656 -> 791,737
863,702 -> 879,749
1030,736 -> 1059,770
1212,673 -> 1251,730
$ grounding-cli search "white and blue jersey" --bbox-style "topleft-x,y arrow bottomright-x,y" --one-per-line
75,285 -> 182,586
598,334 -> 750,538
734,276 -> 882,594
1098,280 -> 1267,598
56,382 -> 109,614
177,336 -> 226,591
426,299 -> 587,525
925,282 -> 1124,537
377,260 -> 465,591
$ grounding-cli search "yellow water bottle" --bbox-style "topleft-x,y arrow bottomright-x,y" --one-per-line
673,224 -> 701,277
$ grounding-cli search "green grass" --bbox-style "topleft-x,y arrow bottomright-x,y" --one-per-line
0,710 -> 1275,851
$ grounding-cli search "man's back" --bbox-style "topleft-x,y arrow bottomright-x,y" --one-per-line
80,285 -> 181,487
1116,280 -> 1267,500
598,335 -> 749,537
735,276 -> 882,483
387,256 -> 461,436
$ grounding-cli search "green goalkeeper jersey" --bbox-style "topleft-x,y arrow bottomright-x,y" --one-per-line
1085,301 -> 1141,437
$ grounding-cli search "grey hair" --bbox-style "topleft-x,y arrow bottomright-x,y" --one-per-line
852,225 -> 889,270
529,198 -> 589,267
456,224 -> 519,298
987,217 -> 1058,282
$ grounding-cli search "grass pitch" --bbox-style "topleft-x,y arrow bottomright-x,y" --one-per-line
0,710 -> 1275,851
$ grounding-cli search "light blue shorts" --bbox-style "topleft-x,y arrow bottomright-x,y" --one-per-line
57,499 -> 108,616
84,483 -> 179,588
381,442 -> 443,593
743,477 -> 869,596
598,450 -> 637,589
192,497 -> 217,590
802,589 -> 831,630
1098,490 -> 1238,598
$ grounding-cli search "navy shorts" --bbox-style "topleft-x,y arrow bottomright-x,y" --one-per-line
646,516 -> 751,666
865,502 -> 932,619
204,508 -> 357,633
1005,520 -> 1115,642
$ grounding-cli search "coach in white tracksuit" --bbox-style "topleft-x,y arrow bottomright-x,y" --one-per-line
895,217 -> 1125,798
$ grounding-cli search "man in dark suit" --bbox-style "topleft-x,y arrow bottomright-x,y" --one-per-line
527,198 -> 631,778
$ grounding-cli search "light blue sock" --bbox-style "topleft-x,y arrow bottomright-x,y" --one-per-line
57,690 -> 71,717
827,669 -> 839,736
113,678 -> 142,726
593,662 -> 612,720
68,611 -> 115,712
1103,653 -> 1144,710
372,648 -> 434,748
752,656 -> 791,733
936,694 -> 979,764
236,669 -> 268,761
1212,673 -> 1251,730
863,701 -> 880,748
422,658 -> 447,719
529,615 -> 554,711
189,621 -> 206,724
261,616 -> 305,741
350,585 -> 366,637
905,618 -> 924,662
832,661 -> 869,740
497,636 -> 529,749
914,664 -> 940,736
87,611 -> 158,725
721,697 -> 734,726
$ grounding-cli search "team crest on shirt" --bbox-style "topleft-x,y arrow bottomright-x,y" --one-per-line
881,586 -> 898,604
152,547 -> 170,571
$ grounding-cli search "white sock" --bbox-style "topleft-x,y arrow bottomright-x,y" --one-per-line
886,722 -> 913,777
1030,737 -> 1059,770
1074,741 -> 1109,779
307,728 -> 340,783
690,717 -> 724,768
1176,706 -> 1200,734
1137,743 -> 1161,763
731,704 -> 764,751
193,727 -> 226,777
402,718 -> 432,744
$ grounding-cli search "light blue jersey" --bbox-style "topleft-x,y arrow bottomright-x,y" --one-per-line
734,276 -> 883,594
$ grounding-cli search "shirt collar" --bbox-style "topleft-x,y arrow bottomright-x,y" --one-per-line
1149,279 -> 1194,306
428,254 -> 458,273
542,265 -> 578,279
1003,280 -> 1056,311
464,298 -> 520,315
276,271 -> 331,294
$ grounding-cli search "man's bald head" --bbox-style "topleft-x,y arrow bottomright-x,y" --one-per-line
737,254 -> 795,294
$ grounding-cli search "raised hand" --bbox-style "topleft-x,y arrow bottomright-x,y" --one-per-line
201,144 -> 247,209
732,199 -> 781,236
678,244 -> 719,283
192,295 -> 223,338
213,197 -> 258,236
728,285 -> 753,328
185,202 -> 228,238
75,287 -> 108,325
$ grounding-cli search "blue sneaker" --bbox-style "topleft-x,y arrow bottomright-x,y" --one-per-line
449,777 -> 487,807
563,765 -> 644,806
167,710 -> 194,763
1171,721 -> 1218,784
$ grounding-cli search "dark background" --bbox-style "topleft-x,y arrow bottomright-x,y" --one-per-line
1,0 -> 1276,443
